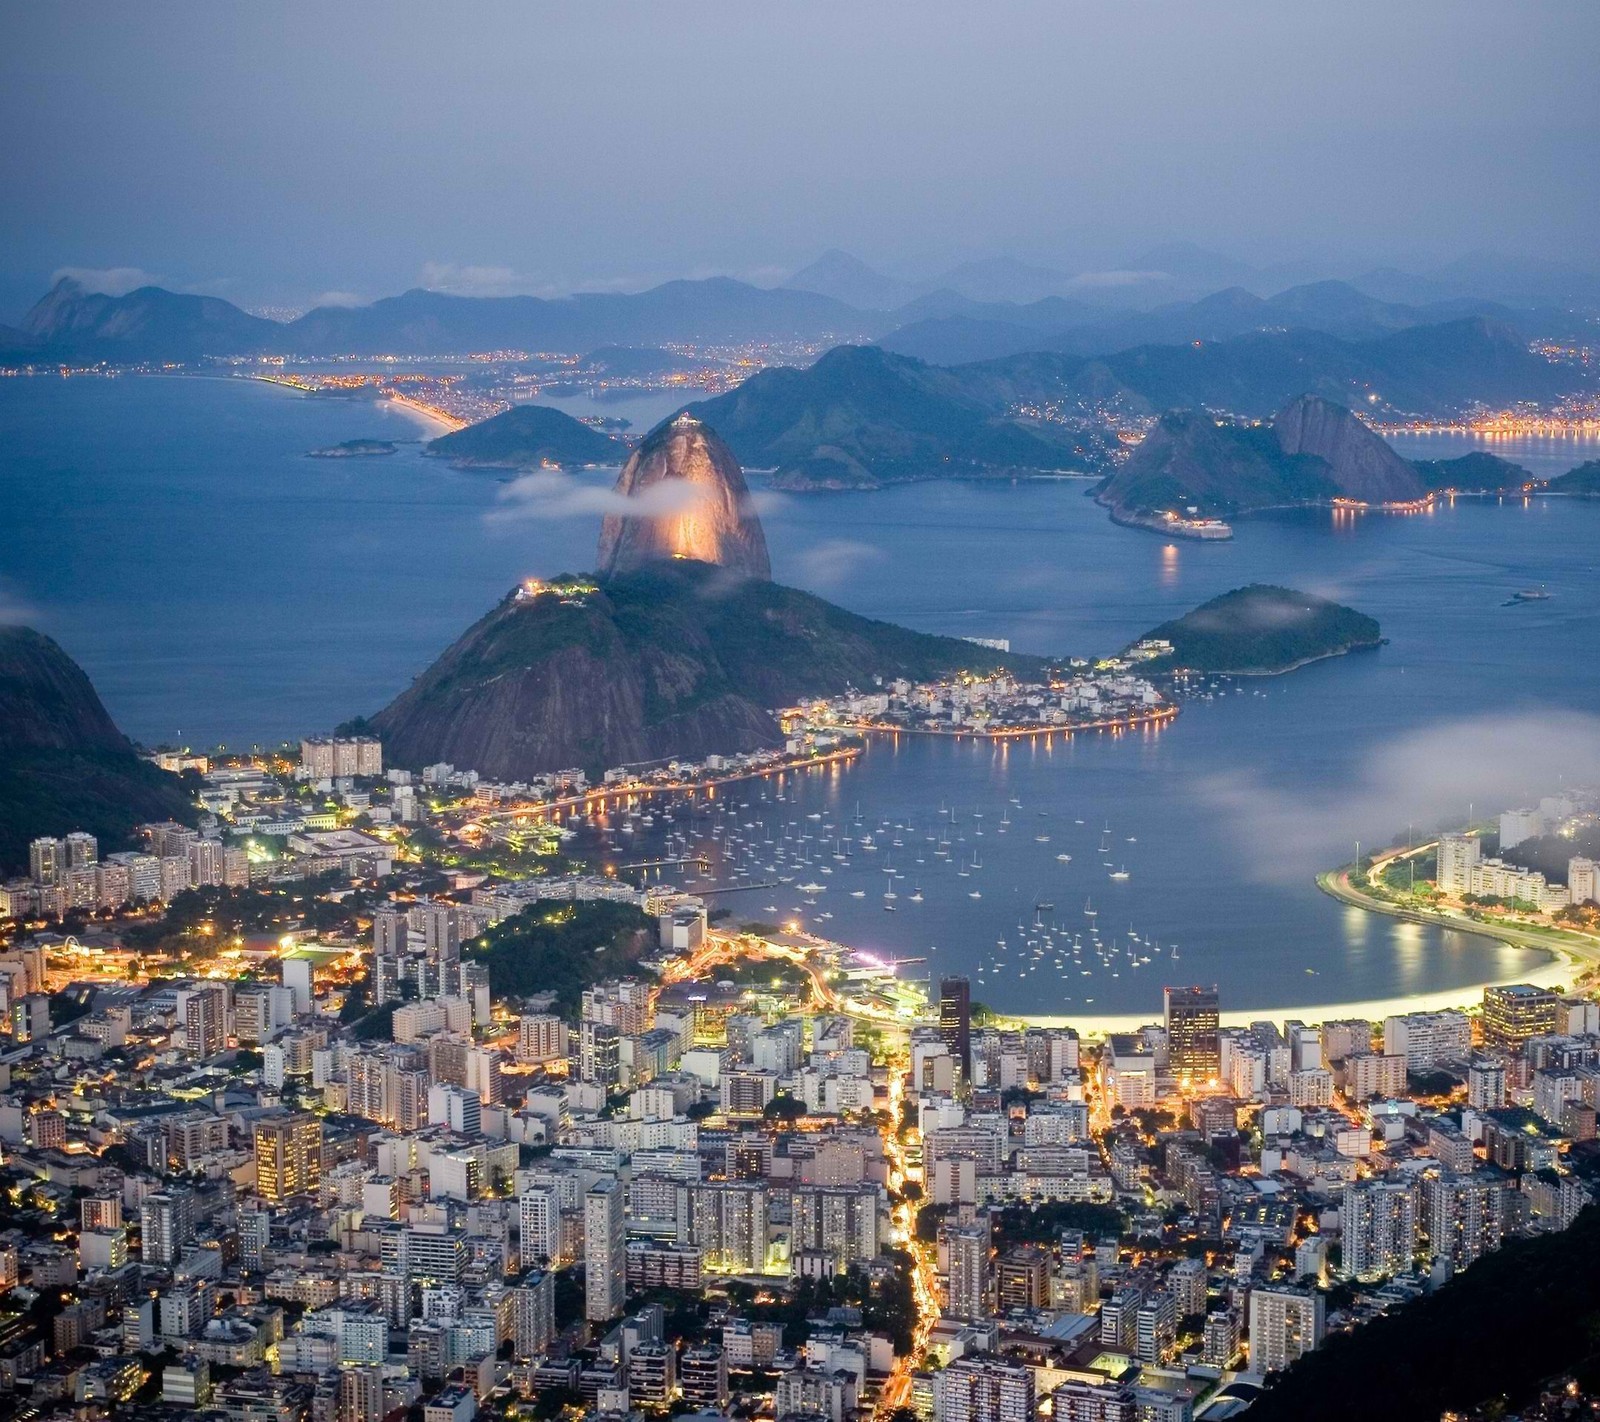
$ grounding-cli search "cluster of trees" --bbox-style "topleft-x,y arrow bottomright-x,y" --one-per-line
465,899 -> 655,1016
120,873 -> 371,954
725,1252 -> 918,1354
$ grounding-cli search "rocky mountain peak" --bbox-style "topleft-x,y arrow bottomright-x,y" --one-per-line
596,415 -> 771,580
1272,395 -> 1425,503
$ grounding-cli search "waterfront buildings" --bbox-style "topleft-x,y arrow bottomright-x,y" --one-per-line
940,975 -> 972,1079
1164,985 -> 1221,1080
1482,983 -> 1562,1049
1383,1009 -> 1471,1070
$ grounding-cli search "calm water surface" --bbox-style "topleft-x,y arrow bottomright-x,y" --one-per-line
3,375 -> 1597,1014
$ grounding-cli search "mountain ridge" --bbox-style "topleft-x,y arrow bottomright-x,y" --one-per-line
0,626 -> 195,871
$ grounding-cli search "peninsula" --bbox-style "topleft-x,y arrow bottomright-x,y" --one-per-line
1097,395 -> 1426,520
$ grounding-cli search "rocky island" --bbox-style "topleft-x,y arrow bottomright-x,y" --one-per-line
598,414 -> 771,578
306,438 -> 398,458
1131,583 -> 1382,675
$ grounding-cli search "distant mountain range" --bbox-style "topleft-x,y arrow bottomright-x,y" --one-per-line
670,319 -> 1571,488
784,244 -> 1600,314
877,281 -> 1570,365
4,276 -> 877,363
7,259 -> 1592,376
686,344 -> 1117,488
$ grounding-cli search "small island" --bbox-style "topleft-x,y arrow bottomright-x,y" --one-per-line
306,438 -> 398,458
425,402 -> 626,469
1130,583 -> 1382,675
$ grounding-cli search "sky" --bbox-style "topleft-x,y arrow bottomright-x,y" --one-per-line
2,1 -> 1597,312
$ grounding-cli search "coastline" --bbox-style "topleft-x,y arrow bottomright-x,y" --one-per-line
383,392 -> 464,436
1168,639 -> 1385,679
1007,859 -> 1594,1037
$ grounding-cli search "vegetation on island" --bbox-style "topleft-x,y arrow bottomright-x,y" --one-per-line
464,899 -> 657,1017
688,344 -> 1114,488
1249,1205 -> 1600,1422
425,403 -> 627,469
306,438 -> 398,458
1409,450 -> 1530,491
1548,458 -> 1600,495
1133,584 -> 1382,675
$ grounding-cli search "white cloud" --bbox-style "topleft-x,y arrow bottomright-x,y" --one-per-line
789,538 -> 885,591
0,583 -> 38,626
1065,269 -> 1171,289
418,262 -> 530,297
309,290 -> 365,309
51,265 -> 161,296
1200,710 -> 1600,883
487,470 -> 705,525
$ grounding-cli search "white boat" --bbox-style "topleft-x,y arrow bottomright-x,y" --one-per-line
968,890 -> 982,899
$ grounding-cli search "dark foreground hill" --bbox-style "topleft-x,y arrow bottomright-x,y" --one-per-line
369,561 -> 1045,778
0,626 -> 194,871
1249,1206 -> 1600,1422
1133,585 -> 1382,674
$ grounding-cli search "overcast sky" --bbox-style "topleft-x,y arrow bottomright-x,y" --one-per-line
2,1 -> 1596,309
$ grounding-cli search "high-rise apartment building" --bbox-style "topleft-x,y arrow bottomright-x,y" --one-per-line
944,1224 -> 991,1321
1342,1180 -> 1417,1281
939,976 -> 972,1079
254,1114 -> 323,1203
1247,1286 -> 1324,1373
1165,986 -> 1221,1080
176,984 -> 229,1058
584,1179 -> 626,1322
933,1354 -> 1035,1422
1481,983 -> 1561,1050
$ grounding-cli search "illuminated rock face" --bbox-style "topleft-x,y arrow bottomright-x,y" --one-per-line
597,413 -> 771,580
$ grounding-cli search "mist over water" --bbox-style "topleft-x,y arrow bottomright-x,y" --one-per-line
3,375 -> 1597,1013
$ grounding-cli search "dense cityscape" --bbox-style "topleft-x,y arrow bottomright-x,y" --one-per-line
1,718 -> 1598,1422
5,7 -> 1600,1422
